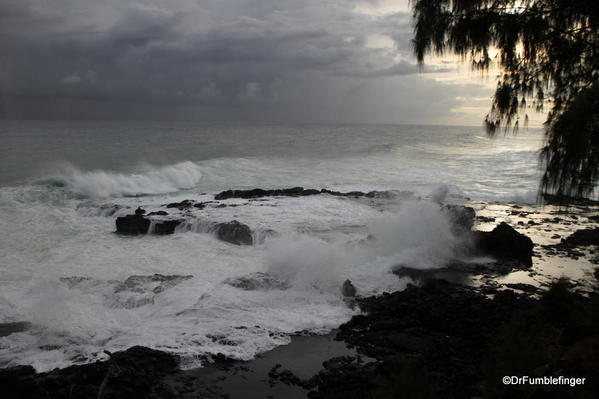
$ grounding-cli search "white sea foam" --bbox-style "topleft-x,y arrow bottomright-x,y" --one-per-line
0,181 -> 462,371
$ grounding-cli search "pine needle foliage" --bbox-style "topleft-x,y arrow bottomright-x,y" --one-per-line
412,0 -> 599,200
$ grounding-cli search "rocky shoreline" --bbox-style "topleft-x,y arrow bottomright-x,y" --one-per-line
3,277 -> 598,398
2,188 -> 599,398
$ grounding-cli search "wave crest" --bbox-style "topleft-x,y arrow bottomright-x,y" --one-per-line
43,161 -> 202,197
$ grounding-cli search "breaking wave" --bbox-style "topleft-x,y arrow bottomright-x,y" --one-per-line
39,161 -> 202,198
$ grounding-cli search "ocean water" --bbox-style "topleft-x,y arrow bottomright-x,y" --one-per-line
0,120 -> 543,371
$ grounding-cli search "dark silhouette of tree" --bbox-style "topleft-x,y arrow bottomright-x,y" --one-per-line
412,0 -> 598,200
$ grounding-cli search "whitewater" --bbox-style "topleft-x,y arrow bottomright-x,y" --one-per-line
0,121 -> 543,371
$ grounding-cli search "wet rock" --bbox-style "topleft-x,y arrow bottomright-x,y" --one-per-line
332,280 -> 535,399
147,211 -> 168,216
503,283 -> 540,293
224,272 -> 289,291
269,364 -> 314,389
393,265 -> 438,283
215,187 -> 308,200
563,227 -> 599,246
153,219 -> 183,235
322,189 -> 364,197
0,321 -> 32,337
214,187 -> 389,200
116,213 -> 150,235
0,346 -> 178,399
165,199 -> 195,210
214,220 -> 253,245
341,279 -> 357,297
307,357 -> 378,399
473,222 -> 534,264
116,210 -> 182,235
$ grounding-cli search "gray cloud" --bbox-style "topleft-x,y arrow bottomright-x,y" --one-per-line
0,0 -> 491,124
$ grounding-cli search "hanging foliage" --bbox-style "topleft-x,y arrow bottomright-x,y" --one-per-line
412,0 -> 599,200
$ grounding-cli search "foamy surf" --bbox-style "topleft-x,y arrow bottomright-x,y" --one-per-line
0,183 -> 465,372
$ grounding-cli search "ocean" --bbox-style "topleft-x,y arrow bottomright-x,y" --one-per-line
0,120 -> 543,371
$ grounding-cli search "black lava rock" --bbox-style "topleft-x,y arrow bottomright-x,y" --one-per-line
153,220 -> 183,235
215,220 -> 253,245
473,222 -> 534,265
116,214 -> 150,235
0,346 -> 178,399
214,187 -> 386,200
563,227 -> 599,246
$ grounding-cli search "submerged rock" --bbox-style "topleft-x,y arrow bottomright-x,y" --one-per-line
112,274 -> 193,308
59,276 -> 93,288
153,219 -> 183,235
147,211 -> 168,216
165,199 -> 195,210
224,272 -> 290,291
473,222 -> 534,264
0,322 -> 32,337
114,274 -> 193,294
76,202 -> 128,217
215,220 -> 253,245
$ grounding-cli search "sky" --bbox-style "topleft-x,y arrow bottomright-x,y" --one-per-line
0,0 -> 514,125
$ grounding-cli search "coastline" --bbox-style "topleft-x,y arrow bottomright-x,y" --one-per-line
2,193 -> 599,398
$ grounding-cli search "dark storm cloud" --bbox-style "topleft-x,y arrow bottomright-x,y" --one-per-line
0,0 -> 489,123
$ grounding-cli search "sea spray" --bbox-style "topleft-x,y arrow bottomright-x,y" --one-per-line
367,199 -> 459,268
264,197 -> 463,295
266,235 -> 353,292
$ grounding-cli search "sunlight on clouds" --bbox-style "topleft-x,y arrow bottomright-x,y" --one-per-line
366,34 -> 395,50
353,0 -> 409,16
